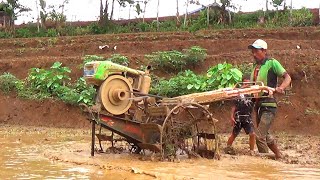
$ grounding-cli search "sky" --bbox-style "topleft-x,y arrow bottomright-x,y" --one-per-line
15,0 -> 320,24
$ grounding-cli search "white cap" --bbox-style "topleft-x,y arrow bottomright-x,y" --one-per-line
248,39 -> 268,50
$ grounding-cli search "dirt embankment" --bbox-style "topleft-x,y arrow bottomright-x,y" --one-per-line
0,27 -> 319,134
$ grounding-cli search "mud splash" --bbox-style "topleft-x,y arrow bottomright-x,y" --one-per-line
1,125 -> 319,179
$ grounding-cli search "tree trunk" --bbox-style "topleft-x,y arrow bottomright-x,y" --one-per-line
266,0 -> 268,11
183,0 -> 189,28
100,0 -> 103,19
143,1 -> 147,23
100,0 -> 103,22
156,0 -> 160,31
35,0 -> 40,32
207,6 -> 210,27
110,0 -> 115,20
176,0 -> 180,27
104,0 -> 109,20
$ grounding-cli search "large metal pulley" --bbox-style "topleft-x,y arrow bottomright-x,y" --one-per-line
99,75 -> 133,115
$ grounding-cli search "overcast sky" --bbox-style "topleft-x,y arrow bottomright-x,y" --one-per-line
16,0 -> 320,24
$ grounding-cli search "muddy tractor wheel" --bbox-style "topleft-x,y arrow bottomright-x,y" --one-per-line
99,75 -> 133,115
161,103 -> 219,159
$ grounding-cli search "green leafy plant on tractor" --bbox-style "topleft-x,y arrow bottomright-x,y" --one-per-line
146,46 -> 207,72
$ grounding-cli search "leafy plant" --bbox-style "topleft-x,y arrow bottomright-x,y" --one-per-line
146,46 -> 207,72
183,46 -> 207,65
109,54 -> 129,66
146,50 -> 186,72
27,62 -> 71,94
0,73 -> 19,93
150,70 -> 205,97
207,62 -> 242,89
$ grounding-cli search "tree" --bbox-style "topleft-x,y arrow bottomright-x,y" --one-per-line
0,0 -> 30,26
176,0 -> 180,26
99,0 -> 133,23
38,0 -> 69,29
272,0 -> 284,10
142,0 -> 150,23
220,0 -> 234,24
39,0 -> 48,29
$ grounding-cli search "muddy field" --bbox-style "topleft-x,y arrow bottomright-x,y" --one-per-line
0,27 -> 320,178
0,125 -> 319,179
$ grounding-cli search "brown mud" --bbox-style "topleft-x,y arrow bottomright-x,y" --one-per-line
1,125 -> 319,179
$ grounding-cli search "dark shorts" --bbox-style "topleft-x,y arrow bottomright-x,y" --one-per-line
232,116 -> 254,136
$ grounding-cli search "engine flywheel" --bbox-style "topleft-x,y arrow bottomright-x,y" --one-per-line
99,75 -> 133,115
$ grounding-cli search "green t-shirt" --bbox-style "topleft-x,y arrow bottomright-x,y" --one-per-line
250,58 -> 286,107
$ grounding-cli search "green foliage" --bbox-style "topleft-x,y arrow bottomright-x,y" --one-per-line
151,62 -> 243,97
206,62 -> 242,89
146,46 -> 207,72
236,63 -> 253,79
150,70 -> 206,97
0,72 -> 19,93
183,46 -> 207,65
15,28 -> 33,38
80,55 -> 105,69
146,50 -> 186,71
47,28 -> 59,37
54,78 -> 96,105
0,31 -> 11,38
109,54 -> 129,66
2,62 -> 96,106
137,22 -> 150,32
264,8 -> 313,27
80,54 -> 129,68
290,8 -> 314,26
27,62 -> 71,95
232,11 -> 263,28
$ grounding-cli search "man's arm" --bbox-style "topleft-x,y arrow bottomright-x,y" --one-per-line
276,73 -> 292,94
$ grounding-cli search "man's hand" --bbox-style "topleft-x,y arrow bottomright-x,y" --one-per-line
230,117 -> 236,127
276,87 -> 285,94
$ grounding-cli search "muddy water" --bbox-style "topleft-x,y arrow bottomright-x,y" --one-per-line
0,129 -> 105,179
0,125 -> 319,179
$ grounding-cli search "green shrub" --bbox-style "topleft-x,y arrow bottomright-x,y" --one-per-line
27,62 -> 71,95
15,28 -> 33,38
0,31 -> 11,38
290,8 -> 313,26
183,46 -> 207,65
137,22 -> 150,32
0,73 -> 19,93
150,63 -> 243,97
146,50 -> 187,72
109,54 -> 129,66
47,28 -> 58,37
150,70 -> 206,97
146,46 -> 207,72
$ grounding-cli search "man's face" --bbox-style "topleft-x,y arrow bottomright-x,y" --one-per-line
251,48 -> 267,62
